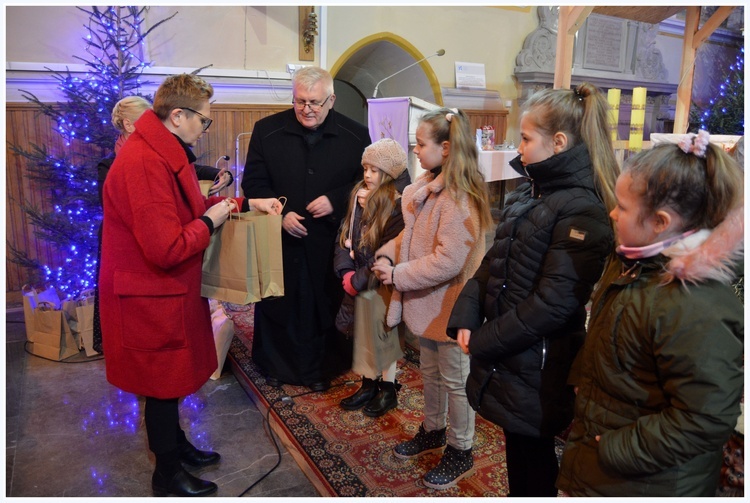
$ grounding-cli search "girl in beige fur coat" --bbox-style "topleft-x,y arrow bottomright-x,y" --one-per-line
372,108 -> 492,489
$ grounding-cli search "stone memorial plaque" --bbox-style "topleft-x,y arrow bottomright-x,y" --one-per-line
582,15 -> 627,72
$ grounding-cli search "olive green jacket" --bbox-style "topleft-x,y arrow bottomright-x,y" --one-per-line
558,230 -> 744,496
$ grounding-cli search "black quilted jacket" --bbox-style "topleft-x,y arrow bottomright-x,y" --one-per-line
447,143 -> 613,437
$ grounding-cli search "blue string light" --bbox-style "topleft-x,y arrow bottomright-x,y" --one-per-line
20,6 -> 164,297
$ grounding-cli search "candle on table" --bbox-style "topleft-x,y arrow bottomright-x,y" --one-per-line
629,87 -> 647,153
607,88 -> 621,142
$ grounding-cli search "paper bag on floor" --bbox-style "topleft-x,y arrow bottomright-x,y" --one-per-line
209,299 -> 235,380
21,284 -> 63,342
67,290 -> 98,357
201,213 -> 262,304
27,301 -> 80,361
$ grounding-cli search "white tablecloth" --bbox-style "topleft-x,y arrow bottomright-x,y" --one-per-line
478,149 -> 524,182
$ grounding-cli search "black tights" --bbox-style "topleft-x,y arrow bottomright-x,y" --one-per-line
144,396 -> 185,455
504,431 -> 559,497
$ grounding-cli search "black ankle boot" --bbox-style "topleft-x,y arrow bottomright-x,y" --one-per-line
363,380 -> 397,417
340,377 -> 378,410
152,449 -> 218,497
180,440 -> 221,469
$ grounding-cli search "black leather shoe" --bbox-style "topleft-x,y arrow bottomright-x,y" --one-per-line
363,381 -> 397,417
265,376 -> 283,387
308,380 -> 330,392
152,465 -> 218,497
180,442 -> 221,468
340,377 -> 378,410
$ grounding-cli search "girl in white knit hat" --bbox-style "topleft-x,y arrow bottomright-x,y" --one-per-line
333,138 -> 410,416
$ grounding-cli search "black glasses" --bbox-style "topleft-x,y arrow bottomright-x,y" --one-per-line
292,95 -> 331,111
181,107 -> 212,131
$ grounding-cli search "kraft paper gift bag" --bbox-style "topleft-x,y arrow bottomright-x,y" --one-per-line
62,298 -> 82,349
208,299 -> 235,380
27,301 -> 80,361
352,280 -> 403,378
201,213 -> 262,305
68,290 -> 98,357
244,210 -> 285,299
21,284 -> 63,342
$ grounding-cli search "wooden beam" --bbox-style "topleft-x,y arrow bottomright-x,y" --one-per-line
674,7 -> 701,134
566,6 -> 593,35
554,7 -> 592,89
592,6 -> 684,25
693,6 -> 734,49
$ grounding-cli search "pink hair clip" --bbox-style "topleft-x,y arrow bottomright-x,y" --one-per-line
445,108 -> 459,122
678,129 -> 710,158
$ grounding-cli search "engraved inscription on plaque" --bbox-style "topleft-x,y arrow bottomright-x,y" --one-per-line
582,15 -> 626,72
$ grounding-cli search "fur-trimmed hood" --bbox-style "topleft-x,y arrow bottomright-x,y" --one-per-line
665,206 -> 744,284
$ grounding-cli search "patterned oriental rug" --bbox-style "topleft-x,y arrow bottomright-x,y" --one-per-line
224,304 -> 517,497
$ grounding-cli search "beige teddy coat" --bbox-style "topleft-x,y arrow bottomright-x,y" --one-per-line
378,171 -> 485,342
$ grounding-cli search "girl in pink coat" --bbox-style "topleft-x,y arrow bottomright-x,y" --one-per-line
372,108 -> 493,489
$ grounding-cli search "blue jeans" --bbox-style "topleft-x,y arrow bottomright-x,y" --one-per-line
419,338 -> 475,450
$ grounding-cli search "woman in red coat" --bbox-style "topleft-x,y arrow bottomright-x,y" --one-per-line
100,74 -> 280,497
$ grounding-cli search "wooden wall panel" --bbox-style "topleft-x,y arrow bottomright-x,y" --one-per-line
6,104 -> 68,293
5,103 -> 289,293
7,103 -> 505,293
465,109 -> 509,145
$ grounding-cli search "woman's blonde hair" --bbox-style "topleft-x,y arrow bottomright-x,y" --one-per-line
418,108 -> 493,231
523,83 -> 620,214
338,172 -> 399,252
111,96 -> 151,133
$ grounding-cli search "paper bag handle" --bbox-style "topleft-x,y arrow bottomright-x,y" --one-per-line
77,289 -> 96,306
229,196 -> 287,220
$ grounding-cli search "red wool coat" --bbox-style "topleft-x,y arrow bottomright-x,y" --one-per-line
100,110 -> 238,399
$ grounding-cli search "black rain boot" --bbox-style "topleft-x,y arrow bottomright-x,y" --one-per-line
340,377 -> 378,410
152,448 -> 218,497
363,380 -> 397,417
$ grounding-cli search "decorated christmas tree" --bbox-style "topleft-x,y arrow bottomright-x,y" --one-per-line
9,6 -> 174,298
695,47 -> 744,135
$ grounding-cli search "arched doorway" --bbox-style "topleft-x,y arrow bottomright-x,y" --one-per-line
330,32 -> 443,125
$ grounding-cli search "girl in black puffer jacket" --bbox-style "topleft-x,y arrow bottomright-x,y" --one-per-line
447,83 -> 619,497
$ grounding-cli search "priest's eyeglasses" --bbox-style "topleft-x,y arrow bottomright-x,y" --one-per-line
293,95 -> 331,111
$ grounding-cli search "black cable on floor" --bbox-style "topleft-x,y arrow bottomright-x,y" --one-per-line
235,380 -> 354,496
236,397 -> 284,497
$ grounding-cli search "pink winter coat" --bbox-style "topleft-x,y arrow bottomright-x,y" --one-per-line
99,110 -> 241,399
380,171 -> 485,342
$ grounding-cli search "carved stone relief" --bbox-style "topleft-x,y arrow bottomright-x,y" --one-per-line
515,7 -> 669,82
514,6 -> 558,74
634,22 -> 668,81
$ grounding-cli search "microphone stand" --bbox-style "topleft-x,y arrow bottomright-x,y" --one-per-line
372,49 -> 445,98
